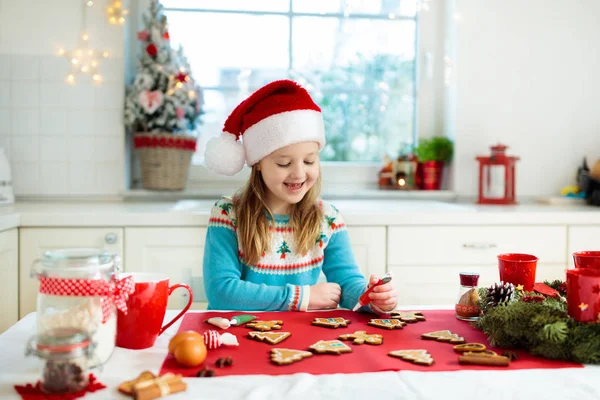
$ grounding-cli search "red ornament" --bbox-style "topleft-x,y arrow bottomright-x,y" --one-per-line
476,143 -> 520,205
137,29 -> 150,41
163,31 -> 170,40
146,43 -> 158,57
175,72 -> 187,83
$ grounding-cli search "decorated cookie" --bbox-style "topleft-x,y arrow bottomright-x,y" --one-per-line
367,318 -> 406,330
421,330 -> 465,344
338,330 -> 383,345
118,371 -> 156,395
248,331 -> 291,345
453,343 -> 487,353
271,349 -> 313,365
388,350 -> 434,366
246,320 -> 283,331
458,351 -> 510,366
389,311 -> 426,323
309,340 -> 353,354
311,317 -> 351,329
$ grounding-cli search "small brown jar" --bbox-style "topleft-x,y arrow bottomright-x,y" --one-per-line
455,272 -> 481,321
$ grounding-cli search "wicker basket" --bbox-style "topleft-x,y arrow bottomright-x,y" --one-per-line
134,133 -> 196,191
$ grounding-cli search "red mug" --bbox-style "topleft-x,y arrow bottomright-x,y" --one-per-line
116,273 -> 193,350
573,251 -> 600,269
497,253 -> 538,291
566,268 -> 600,323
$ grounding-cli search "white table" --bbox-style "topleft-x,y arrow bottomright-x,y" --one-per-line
1,310 -> 599,400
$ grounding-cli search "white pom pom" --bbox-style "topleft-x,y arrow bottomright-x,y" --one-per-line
204,132 -> 246,176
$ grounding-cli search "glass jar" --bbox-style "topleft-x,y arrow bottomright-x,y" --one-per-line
25,327 -> 96,394
455,272 -> 481,321
31,248 -> 120,367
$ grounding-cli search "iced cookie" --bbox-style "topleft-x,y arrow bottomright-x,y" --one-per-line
312,317 -> 351,329
388,350 -> 434,366
367,319 -> 406,330
271,349 -> 313,365
245,320 -> 283,331
308,340 -> 352,354
247,331 -> 291,345
389,311 -> 426,323
338,330 -> 383,345
421,330 -> 465,344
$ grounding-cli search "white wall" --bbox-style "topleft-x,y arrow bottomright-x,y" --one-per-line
0,0 -> 125,197
452,0 -> 600,198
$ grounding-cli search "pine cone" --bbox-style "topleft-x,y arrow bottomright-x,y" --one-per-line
485,281 -> 514,307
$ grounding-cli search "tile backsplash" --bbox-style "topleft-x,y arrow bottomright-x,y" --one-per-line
0,54 -> 125,196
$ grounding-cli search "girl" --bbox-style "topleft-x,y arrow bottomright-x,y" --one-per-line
202,79 -> 397,312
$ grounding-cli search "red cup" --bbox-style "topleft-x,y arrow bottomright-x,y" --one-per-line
116,273 -> 193,350
497,253 -> 538,291
566,268 -> 600,323
573,251 -> 600,269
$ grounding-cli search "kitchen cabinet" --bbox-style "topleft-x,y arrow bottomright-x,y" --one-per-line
0,229 -> 18,333
19,228 -> 123,318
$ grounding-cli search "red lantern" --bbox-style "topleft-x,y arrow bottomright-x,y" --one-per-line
476,144 -> 519,205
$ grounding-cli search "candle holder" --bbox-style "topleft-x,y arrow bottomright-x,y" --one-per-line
573,251 -> 600,269
566,268 -> 600,323
497,253 -> 538,291
378,156 -> 417,190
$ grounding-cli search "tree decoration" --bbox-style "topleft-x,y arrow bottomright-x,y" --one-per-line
475,280 -> 600,364
124,0 -> 203,134
482,281 -> 514,312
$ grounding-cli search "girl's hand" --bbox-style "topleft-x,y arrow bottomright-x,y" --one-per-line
367,274 -> 398,312
308,282 -> 341,310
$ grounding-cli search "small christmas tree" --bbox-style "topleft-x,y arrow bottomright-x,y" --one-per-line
124,0 -> 203,135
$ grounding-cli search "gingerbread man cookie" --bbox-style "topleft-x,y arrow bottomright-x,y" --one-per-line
308,340 -> 353,354
389,311 -> 426,323
311,317 -> 351,329
338,330 -> 383,345
367,318 -> 406,330
247,331 -> 291,345
270,349 -> 313,365
388,350 -> 434,366
245,320 -> 283,331
421,330 -> 465,344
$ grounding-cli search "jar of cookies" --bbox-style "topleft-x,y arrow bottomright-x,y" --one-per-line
455,272 -> 481,321
31,248 -> 133,367
25,327 -> 97,394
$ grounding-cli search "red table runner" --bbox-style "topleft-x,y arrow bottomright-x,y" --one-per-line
160,310 -> 582,377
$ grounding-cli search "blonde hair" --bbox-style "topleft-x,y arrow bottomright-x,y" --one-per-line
234,166 -> 323,266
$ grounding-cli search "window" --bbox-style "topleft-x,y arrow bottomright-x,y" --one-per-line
161,0 -> 419,166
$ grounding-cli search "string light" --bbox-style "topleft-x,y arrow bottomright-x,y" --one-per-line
106,0 -> 129,25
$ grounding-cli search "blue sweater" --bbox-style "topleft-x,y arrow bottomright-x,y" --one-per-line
202,197 -> 368,311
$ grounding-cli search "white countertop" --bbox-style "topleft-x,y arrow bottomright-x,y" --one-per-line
1,198 -> 600,229
1,309 -> 598,400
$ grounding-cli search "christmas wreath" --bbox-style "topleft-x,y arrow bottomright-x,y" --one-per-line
475,280 -> 600,364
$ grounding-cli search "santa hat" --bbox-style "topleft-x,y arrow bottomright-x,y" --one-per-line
204,80 -> 325,176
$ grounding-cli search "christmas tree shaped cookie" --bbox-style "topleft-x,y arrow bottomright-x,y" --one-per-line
367,319 -> 406,330
421,330 -> 465,344
312,317 -> 351,329
271,349 -> 313,365
309,340 -> 352,354
248,331 -> 291,345
246,320 -> 283,331
339,330 -> 383,345
388,350 -> 434,366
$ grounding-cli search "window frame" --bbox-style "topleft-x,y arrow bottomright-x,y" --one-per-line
131,0 -> 448,194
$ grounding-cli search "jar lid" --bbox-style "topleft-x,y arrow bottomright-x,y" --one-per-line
38,248 -> 114,273
459,272 -> 480,286
31,328 -> 93,359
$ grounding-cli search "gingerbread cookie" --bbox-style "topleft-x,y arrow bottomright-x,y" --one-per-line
271,348 -> 313,365
458,351 -> 510,366
118,370 -> 156,395
453,343 -> 487,353
389,311 -> 426,323
388,350 -> 434,366
421,330 -> 465,344
338,330 -> 383,345
312,317 -> 351,329
245,320 -> 283,331
248,331 -> 291,345
367,318 -> 406,330
309,340 -> 353,354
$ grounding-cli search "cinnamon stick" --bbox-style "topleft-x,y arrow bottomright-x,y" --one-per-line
458,351 -> 510,367
133,373 -> 187,400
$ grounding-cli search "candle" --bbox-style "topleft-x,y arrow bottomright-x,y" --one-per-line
497,253 -> 538,291
566,268 -> 600,323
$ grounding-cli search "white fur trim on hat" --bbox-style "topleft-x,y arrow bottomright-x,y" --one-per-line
204,132 -> 246,176
243,109 -> 325,166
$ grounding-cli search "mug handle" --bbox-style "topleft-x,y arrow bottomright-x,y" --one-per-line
159,283 -> 193,335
